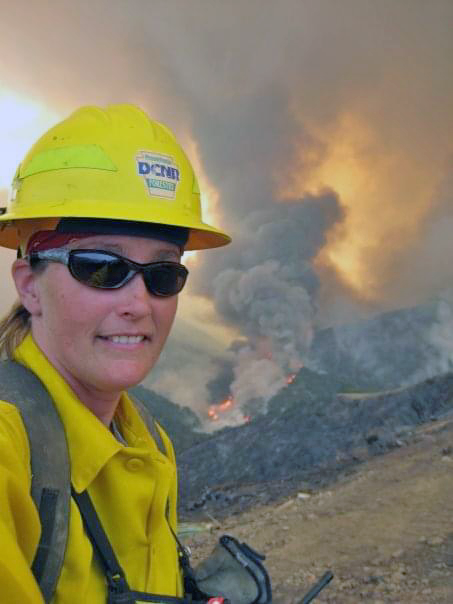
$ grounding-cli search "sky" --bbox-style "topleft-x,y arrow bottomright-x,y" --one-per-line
0,0 -> 452,414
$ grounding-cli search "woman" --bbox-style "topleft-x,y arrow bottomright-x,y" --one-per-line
0,103 -> 232,603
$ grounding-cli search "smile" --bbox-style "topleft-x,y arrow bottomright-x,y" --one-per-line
102,335 -> 147,344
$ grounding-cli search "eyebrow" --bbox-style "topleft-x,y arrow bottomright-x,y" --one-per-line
91,243 -> 123,253
70,240 -> 181,261
153,249 -> 181,261
69,241 -> 123,253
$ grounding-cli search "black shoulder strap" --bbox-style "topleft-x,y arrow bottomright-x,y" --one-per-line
0,360 -> 71,603
0,361 -> 172,603
71,488 -> 189,604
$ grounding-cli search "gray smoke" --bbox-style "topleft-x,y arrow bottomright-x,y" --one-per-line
205,195 -> 344,405
0,1 -> 452,413
411,300 -> 453,383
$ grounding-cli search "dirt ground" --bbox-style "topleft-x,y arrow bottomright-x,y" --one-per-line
181,414 -> 453,603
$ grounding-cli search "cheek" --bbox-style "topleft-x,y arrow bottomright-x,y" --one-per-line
42,291 -> 84,348
154,297 -> 178,336
38,269 -> 101,337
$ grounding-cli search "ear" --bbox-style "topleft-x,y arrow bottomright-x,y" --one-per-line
12,259 -> 43,316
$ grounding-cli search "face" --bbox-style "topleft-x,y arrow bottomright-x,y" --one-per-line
18,234 -> 181,400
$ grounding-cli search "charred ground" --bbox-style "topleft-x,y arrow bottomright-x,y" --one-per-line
176,369 -> 453,514
183,414 -> 453,603
135,306 -> 453,602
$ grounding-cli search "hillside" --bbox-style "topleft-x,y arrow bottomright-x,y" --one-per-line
183,414 -> 453,603
177,371 -> 453,508
130,384 -> 208,454
309,302 -> 452,390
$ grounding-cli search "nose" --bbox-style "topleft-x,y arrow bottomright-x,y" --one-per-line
116,273 -> 153,319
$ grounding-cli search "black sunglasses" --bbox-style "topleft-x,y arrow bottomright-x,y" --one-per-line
28,248 -> 188,297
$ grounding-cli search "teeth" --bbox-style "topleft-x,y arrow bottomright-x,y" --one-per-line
108,335 -> 145,344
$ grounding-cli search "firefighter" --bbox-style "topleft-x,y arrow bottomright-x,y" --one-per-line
0,104 -> 274,604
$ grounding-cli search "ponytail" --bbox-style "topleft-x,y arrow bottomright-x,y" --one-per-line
0,301 -> 31,359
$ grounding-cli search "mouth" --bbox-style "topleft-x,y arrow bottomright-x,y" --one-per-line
98,334 -> 149,345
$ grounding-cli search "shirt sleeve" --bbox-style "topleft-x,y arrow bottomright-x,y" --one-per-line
0,402 -> 45,604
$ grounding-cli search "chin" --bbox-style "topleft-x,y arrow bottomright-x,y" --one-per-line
102,364 -> 154,391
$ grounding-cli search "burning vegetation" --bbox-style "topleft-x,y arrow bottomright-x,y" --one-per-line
207,372 -> 299,424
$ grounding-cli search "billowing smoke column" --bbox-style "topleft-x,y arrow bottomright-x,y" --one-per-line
184,91 -> 345,410
208,195 -> 343,407
0,1 -> 452,416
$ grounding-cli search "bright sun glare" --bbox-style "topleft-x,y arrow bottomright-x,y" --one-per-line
0,88 -> 61,192
0,91 -> 223,267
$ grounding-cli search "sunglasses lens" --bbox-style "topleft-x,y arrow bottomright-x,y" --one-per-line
69,251 -> 130,288
67,251 -> 187,295
144,264 -> 188,296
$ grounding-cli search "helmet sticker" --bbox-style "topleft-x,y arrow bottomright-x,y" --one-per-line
136,151 -> 180,199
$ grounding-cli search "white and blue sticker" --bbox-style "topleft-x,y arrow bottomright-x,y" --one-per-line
136,151 -> 180,199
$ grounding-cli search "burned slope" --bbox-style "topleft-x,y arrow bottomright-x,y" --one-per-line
130,384 -> 209,454
178,371 -> 453,509
309,302 -> 450,391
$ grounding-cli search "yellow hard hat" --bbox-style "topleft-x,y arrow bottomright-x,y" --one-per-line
0,104 -> 231,251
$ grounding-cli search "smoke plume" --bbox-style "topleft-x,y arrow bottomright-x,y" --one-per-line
0,1 -> 452,412
206,194 -> 344,405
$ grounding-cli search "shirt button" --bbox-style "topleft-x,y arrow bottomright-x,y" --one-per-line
126,458 -> 145,472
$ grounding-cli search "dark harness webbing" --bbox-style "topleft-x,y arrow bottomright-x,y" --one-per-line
0,360 -> 71,603
0,360 -> 175,603
71,487 -> 190,604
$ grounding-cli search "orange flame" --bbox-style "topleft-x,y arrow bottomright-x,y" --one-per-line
207,371 -> 299,422
207,395 -> 234,421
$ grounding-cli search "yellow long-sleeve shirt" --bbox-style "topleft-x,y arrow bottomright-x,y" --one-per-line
0,333 -> 182,603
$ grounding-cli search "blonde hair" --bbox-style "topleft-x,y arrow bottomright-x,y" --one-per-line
0,301 -> 31,359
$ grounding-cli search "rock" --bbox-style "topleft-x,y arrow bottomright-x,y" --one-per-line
371,557 -> 385,565
365,575 -> 381,585
338,578 -> 356,590
277,500 -> 294,511
297,492 -> 311,500
391,549 -> 404,559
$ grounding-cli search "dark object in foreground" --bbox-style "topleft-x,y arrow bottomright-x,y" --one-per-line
193,535 -> 272,604
298,571 -> 334,604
